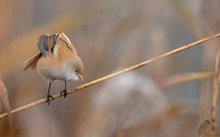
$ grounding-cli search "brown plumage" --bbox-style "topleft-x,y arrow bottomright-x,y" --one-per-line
24,33 -> 84,105
23,53 -> 42,70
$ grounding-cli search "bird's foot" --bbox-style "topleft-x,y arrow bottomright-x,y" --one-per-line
46,94 -> 55,105
60,90 -> 67,98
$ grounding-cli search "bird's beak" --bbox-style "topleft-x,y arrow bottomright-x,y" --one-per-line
78,74 -> 83,81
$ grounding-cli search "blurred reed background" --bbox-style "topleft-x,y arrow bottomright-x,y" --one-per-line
0,0 -> 220,137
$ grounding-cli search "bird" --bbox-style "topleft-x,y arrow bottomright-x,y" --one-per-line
23,33 -> 84,105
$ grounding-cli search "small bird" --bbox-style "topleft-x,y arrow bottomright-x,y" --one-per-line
24,33 -> 84,105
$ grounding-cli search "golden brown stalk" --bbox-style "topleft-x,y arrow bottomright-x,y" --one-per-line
0,79 -> 12,136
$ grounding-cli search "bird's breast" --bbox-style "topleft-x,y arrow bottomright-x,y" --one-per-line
36,57 -> 79,82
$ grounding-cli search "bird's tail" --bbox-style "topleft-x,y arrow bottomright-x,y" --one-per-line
23,53 -> 42,71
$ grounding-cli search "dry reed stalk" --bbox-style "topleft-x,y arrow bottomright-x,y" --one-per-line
0,33 -> 220,119
0,79 -> 12,136
163,71 -> 215,86
0,79 -> 12,123
211,49 -> 220,137
201,0 -> 220,127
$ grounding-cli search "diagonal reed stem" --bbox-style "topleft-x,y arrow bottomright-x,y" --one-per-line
163,71 -> 215,86
0,33 -> 220,119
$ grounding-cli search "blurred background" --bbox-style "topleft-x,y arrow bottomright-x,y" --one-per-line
0,0 -> 220,136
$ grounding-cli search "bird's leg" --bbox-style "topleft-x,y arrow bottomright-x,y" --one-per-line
46,82 -> 55,105
60,81 -> 67,98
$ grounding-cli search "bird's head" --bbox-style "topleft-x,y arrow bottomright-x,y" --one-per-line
73,56 -> 83,81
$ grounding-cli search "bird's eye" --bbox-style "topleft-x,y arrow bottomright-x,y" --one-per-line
75,69 -> 79,73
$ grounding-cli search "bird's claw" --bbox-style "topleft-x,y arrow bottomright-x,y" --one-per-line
46,94 -> 55,105
60,90 -> 67,98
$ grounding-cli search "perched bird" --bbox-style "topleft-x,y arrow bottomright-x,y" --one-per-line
24,33 -> 84,105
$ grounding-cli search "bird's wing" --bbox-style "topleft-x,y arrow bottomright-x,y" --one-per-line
58,33 -> 75,51
38,34 -> 59,56
23,52 -> 42,70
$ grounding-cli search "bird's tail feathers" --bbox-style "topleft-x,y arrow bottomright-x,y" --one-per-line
23,53 -> 42,71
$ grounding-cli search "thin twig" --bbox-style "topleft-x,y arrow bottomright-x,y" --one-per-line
211,49 -> 220,137
163,71 -> 215,86
0,33 -> 220,119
